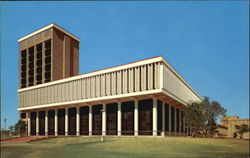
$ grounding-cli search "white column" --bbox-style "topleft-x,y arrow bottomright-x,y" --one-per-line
153,98 -> 158,136
169,105 -> 171,133
76,107 -> 80,136
45,110 -> 48,136
89,106 -> 92,136
134,99 -> 139,136
55,109 -> 58,136
65,108 -> 68,136
102,104 -> 106,136
174,107 -> 177,133
36,111 -> 39,136
27,112 -> 31,136
117,102 -> 122,136
162,103 -> 165,136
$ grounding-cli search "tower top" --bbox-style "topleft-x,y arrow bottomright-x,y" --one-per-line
18,23 -> 80,42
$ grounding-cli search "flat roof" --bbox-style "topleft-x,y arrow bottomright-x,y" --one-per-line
18,23 -> 80,42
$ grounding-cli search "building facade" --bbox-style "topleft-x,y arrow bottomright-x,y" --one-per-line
18,24 -> 202,137
219,116 -> 250,138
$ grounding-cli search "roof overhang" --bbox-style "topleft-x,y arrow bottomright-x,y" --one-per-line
18,23 -> 80,42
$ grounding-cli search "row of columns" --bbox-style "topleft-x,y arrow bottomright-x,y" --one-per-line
27,98 -> 185,136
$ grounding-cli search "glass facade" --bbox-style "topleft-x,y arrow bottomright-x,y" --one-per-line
139,99 -> 153,135
80,106 -> 89,135
122,101 -> 134,135
171,106 -> 175,132
68,108 -> 76,135
106,103 -> 118,135
92,105 -> 102,135
48,110 -> 55,135
30,112 -> 36,135
58,109 -> 65,135
165,103 -> 169,131
39,111 -> 45,135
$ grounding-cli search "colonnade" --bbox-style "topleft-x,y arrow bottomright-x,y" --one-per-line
26,98 -> 186,136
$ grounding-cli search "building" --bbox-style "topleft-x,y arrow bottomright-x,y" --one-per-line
18,24 -> 202,137
217,116 -> 250,138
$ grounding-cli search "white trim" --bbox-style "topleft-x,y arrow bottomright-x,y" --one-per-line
18,23 -> 80,42
18,89 -> 162,111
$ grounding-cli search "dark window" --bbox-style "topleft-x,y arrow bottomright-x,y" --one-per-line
121,101 -> 134,135
176,109 -> 180,132
138,99 -> 152,135
58,109 -> 65,135
165,103 -> 169,132
106,103 -> 117,135
80,106 -> 89,135
92,104 -> 102,135
157,100 -> 162,135
48,110 -> 55,135
20,113 -> 26,119
30,112 -> 36,135
171,106 -> 175,132
39,111 -> 45,135
68,108 -> 76,135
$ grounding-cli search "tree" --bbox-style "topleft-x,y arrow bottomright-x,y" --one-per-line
184,96 -> 227,137
9,125 -> 14,135
235,124 -> 249,138
14,120 -> 27,136
184,102 -> 206,136
202,97 -> 227,137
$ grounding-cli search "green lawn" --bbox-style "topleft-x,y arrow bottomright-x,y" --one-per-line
1,137 -> 249,158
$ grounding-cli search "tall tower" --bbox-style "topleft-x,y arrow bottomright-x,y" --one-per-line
18,23 -> 79,88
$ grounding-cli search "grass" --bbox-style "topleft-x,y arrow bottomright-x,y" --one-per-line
1,137 -> 249,158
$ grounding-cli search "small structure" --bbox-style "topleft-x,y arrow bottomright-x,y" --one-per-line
217,116 -> 250,138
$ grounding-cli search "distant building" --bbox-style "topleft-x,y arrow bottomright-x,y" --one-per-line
18,24 -> 202,137
217,116 -> 250,138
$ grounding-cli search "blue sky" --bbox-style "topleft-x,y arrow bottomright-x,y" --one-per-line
1,1 -> 249,128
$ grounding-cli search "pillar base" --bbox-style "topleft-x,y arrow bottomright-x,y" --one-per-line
153,131 -> 157,136
118,131 -> 121,136
134,131 -> 138,136
102,131 -> 106,136
161,132 -> 165,137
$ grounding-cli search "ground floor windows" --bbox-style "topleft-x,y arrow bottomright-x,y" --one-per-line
48,110 -> 55,135
106,103 -> 118,135
122,101 -> 134,135
30,112 -> 36,135
165,103 -> 169,131
139,99 -> 153,135
26,99 -> 185,136
92,104 -> 102,135
181,112 -> 184,132
80,106 -> 89,135
39,111 -> 45,135
176,109 -> 180,132
58,109 -> 65,135
171,106 -> 175,132
68,108 -> 76,135
157,100 -> 162,135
